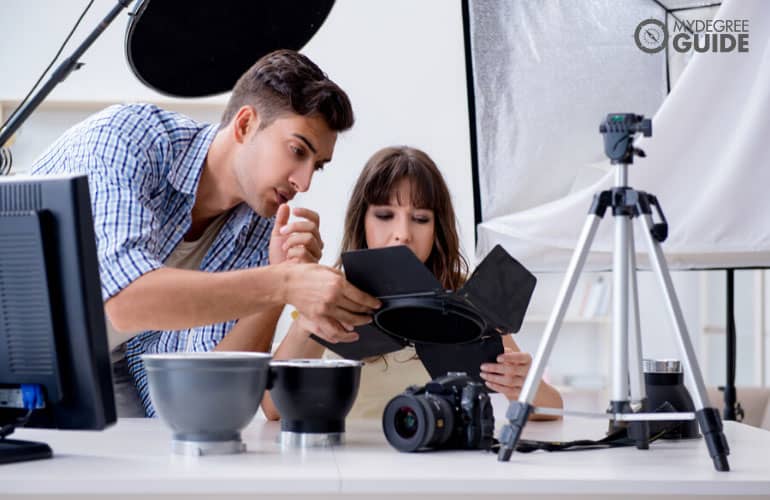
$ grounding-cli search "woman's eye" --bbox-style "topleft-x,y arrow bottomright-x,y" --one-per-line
290,145 -> 305,157
413,216 -> 431,224
374,213 -> 393,220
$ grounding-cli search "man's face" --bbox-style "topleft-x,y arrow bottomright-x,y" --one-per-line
232,109 -> 337,218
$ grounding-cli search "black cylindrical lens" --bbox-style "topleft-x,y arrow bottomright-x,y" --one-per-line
382,394 -> 454,452
394,406 -> 419,439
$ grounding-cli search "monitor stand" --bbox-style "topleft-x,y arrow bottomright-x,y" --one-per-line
0,438 -> 52,464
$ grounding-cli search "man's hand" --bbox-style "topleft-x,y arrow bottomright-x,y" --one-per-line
269,205 -> 323,265
479,347 -> 533,400
284,264 -> 381,343
294,312 -> 359,344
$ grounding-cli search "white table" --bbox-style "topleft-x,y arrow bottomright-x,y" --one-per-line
1,416 -> 769,499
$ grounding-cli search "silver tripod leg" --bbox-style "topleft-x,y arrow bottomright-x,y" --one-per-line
638,210 -> 730,470
497,213 -> 602,461
627,227 -> 646,407
638,213 -> 707,409
611,211 -> 630,406
626,227 -> 650,449
519,214 -> 603,405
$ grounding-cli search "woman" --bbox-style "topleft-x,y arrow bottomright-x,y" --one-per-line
262,146 -> 562,419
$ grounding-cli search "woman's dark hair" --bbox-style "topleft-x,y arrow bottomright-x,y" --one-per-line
338,146 -> 468,289
220,49 -> 354,132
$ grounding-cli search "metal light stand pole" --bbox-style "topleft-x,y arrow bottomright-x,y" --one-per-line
0,0 -> 132,148
495,114 -> 731,472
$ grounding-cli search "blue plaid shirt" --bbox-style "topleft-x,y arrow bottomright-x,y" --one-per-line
32,103 -> 273,416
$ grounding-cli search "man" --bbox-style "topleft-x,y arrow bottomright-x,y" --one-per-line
32,50 -> 380,417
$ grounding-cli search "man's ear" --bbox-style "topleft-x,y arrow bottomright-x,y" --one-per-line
232,105 -> 260,144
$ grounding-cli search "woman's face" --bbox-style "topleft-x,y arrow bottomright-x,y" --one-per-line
364,179 -> 435,263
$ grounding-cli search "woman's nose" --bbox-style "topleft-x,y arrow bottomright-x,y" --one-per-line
393,221 -> 411,243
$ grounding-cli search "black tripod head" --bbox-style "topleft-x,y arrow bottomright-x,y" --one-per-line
599,113 -> 652,164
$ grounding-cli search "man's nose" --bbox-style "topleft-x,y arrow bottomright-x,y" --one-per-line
289,165 -> 313,193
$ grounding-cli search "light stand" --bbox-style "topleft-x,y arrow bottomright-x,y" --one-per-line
496,113 -> 731,472
0,0 -> 132,148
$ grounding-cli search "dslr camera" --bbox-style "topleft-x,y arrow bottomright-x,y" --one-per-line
382,372 -> 494,452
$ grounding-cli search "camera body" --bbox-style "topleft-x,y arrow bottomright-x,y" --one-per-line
382,372 -> 494,452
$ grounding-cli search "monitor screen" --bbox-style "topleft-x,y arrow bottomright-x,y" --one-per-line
0,174 -> 116,441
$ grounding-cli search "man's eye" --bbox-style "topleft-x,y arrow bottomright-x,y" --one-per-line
291,145 -> 305,157
314,163 -> 325,172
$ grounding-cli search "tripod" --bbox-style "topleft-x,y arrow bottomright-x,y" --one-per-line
496,114 -> 730,472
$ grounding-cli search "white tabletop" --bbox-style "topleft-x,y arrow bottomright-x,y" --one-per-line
1,416 -> 769,499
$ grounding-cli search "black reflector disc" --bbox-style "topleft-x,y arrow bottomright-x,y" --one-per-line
126,0 -> 335,97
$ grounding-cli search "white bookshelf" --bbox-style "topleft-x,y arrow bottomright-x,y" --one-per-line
524,315 -> 610,325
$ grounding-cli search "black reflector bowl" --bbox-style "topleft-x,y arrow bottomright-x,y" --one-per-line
125,0 -> 336,97
269,359 -> 362,448
374,295 -> 486,345
142,352 -> 271,456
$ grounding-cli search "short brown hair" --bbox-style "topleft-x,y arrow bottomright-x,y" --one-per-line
338,146 -> 468,290
220,49 -> 354,131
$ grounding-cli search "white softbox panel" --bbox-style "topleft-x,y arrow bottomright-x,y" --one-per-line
470,0 -> 767,271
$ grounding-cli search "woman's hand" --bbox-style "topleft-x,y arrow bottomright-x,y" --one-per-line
479,347 -> 533,400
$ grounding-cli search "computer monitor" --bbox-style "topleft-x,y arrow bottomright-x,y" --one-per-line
0,174 -> 116,464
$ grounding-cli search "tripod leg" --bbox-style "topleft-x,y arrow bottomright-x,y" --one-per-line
638,211 -> 730,472
498,213 -> 603,462
626,227 -> 650,449
610,212 -> 631,413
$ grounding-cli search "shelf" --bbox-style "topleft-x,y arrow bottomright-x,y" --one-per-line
524,315 -> 610,325
0,97 -> 227,113
702,324 -> 726,335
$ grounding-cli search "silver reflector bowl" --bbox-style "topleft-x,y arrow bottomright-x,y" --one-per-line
143,352 -> 272,456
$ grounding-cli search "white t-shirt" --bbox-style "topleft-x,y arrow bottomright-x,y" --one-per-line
109,211 -> 230,417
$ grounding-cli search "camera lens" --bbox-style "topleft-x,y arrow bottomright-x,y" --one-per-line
394,406 -> 419,438
382,394 -> 455,452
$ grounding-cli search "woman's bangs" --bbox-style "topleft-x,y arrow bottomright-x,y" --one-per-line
364,157 -> 437,210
